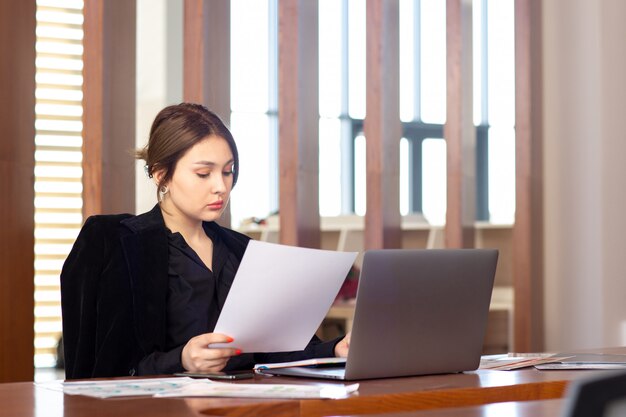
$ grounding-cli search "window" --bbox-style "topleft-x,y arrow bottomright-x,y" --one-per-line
34,0 -> 84,368
347,0 -> 515,224
229,0 -> 278,229
229,0 -> 516,228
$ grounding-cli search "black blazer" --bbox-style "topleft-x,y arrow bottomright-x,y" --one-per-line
61,205 -> 337,379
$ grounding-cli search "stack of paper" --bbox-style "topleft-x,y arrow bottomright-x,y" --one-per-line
534,353 -> 626,370
480,353 -> 570,370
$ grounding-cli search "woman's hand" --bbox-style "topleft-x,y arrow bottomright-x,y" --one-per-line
181,333 -> 241,372
334,332 -> 351,357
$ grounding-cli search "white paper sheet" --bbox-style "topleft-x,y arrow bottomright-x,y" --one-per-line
37,377 -> 197,398
37,378 -> 359,400
213,240 -> 357,352
155,380 -> 360,399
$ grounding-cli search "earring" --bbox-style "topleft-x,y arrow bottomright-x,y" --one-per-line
159,185 -> 169,202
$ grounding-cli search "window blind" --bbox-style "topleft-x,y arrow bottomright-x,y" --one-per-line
34,0 -> 84,368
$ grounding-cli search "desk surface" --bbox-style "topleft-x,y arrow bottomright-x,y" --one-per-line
342,399 -> 565,417
0,368 -> 611,417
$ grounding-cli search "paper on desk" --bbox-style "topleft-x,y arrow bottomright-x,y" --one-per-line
535,363 -> 626,370
213,240 -> 357,352
36,377 -> 197,398
534,353 -> 626,370
480,353 -> 571,370
154,380 -> 360,399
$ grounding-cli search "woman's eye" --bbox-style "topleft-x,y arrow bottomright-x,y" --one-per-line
197,173 -> 209,178
223,171 -> 233,177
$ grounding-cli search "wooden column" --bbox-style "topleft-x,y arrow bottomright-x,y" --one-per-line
278,0 -> 320,248
184,0 -> 230,118
0,0 -> 35,382
513,0 -> 544,351
364,0 -> 402,250
183,0 -> 232,227
445,0 -> 475,249
83,0 -> 136,218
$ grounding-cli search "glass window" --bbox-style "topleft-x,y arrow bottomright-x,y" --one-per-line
422,138 -> 447,225
347,0 -> 366,120
420,0 -> 447,124
228,0 -> 516,225
486,0 -> 515,222
230,0 -> 277,228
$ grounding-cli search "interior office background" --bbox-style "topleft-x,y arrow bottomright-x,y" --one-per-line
1,0 -> 626,382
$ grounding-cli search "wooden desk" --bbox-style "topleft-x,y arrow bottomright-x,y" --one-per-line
342,399 -> 565,417
0,368 -> 609,417
199,369 -> 603,416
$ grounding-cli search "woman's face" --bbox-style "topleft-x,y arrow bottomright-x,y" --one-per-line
161,135 -> 235,224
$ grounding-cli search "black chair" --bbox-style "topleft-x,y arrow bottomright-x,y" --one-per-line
562,371 -> 626,417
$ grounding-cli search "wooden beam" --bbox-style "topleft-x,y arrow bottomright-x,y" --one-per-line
183,0 -> 230,118
364,0 -> 402,250
183,0 -> 232,227
513,0 -> 544,351
278,0 -> 320,248
445,0 -> 476,249
0,0 -> 35,382
83,0 -> 136,218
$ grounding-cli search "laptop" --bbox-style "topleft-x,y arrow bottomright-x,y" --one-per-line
259,248 -> 498,380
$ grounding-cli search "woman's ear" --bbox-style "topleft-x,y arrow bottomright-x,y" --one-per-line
153,169 -> 166,188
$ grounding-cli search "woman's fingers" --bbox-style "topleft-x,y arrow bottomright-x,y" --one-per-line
195,332 -> 235,346
182,333 -> 242,372
334,332 -> 351,358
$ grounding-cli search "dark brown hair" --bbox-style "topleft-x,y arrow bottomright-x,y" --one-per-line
136,103 -> 239,200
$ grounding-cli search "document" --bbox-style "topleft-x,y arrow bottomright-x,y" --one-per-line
37,377 -> 360,400
37,377 -> 197,398
155,380 -> 360,399
534,353 -> 626,370
480,353 -> 571,370
213,240 -> 357,352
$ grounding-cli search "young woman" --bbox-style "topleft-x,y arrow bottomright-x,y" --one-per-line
61,103 -> 349,379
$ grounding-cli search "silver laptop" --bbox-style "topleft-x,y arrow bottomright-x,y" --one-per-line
259,249 -> 498,380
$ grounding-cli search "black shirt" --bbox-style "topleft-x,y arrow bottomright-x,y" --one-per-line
165,223 -> 238,349
137,222 -> 340,375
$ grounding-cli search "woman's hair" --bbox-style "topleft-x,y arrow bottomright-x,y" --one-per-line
136,103 -> 239,200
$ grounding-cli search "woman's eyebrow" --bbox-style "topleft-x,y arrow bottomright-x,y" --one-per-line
193,161 -> 216,167
192,159 -> 234,167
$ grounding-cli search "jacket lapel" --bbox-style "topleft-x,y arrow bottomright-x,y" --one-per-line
120,205 -> 169,354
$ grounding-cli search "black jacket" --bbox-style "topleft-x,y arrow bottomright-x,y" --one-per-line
61,205 -> 337,379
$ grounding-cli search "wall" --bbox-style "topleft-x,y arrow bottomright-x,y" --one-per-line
543,0 -> 626,350
135,0 -> 183,214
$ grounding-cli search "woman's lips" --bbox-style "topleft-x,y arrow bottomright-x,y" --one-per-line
207,201 -> 223,209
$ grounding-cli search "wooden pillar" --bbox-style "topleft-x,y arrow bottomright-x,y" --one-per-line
364,0 -> 402,250
183,0 -> 232,227
445,0 -> 475,249
0,0 -> 35,382
513,0 -> 544,351
278,0 -> 320,248
83,0 -> 136,218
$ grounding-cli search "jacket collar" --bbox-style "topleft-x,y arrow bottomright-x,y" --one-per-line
120,204 -> 165,233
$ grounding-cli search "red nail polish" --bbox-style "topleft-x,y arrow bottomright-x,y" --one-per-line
226,336 -> 234,343
235,349 -> 242,355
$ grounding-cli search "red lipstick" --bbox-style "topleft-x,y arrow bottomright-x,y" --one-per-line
207,201 -> 224,210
